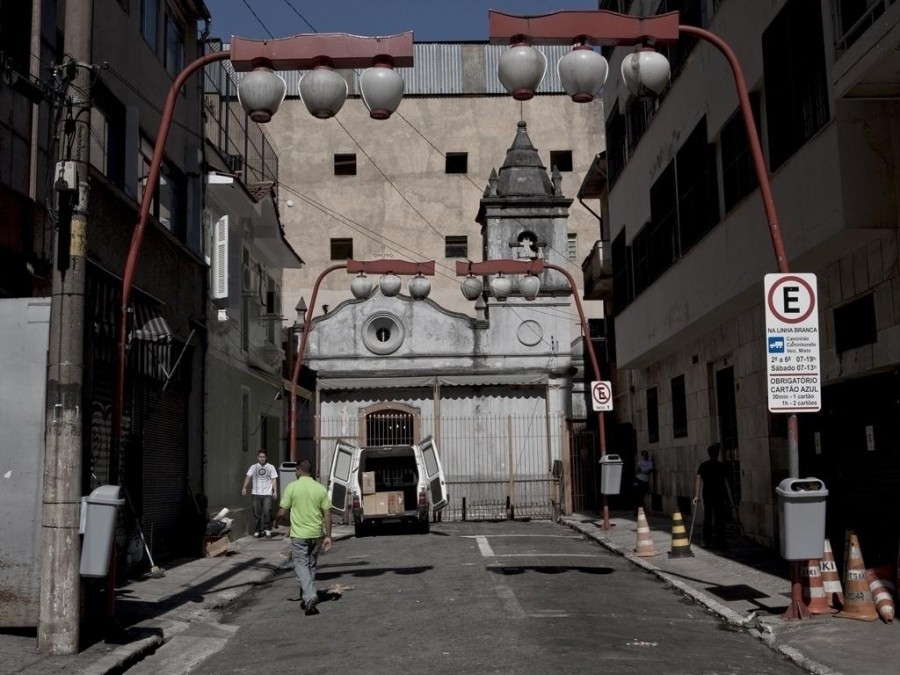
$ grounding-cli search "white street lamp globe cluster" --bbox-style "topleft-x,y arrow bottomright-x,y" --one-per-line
459,273 -> 541,301
350,272 -> 431,300
239,57 -> 406,123
497,41 -> 670,102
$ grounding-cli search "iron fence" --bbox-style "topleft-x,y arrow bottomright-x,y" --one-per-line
315,412 -> 569,521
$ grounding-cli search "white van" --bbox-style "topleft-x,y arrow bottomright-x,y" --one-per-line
327,436 -> 447,536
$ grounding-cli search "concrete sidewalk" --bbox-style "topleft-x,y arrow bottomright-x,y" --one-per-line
0,525 -> 353,675
562,510 -> 899,675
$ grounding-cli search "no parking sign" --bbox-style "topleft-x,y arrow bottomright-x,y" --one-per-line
591,381 -> 613,412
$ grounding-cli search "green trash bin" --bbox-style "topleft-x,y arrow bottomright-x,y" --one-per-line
775,477 -> 828,561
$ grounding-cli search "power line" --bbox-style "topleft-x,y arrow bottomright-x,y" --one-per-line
241,0 -> 274,39
281,0 -> 318,32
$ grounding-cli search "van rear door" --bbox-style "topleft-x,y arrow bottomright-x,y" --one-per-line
327,440 -> 357,515
417,436 -> 447,511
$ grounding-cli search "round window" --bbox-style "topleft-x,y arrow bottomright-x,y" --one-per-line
517,319 -> 543,347
362,313 -> 404,355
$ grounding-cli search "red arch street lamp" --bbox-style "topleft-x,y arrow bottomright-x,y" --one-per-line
289,259 -> 436,462
489,9 -> 806,619
110,32 -> 414,485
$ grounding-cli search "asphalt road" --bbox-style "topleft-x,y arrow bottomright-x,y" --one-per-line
139,520 -> 806,674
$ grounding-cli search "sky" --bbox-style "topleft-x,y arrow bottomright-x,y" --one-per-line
203,0 -> 601,42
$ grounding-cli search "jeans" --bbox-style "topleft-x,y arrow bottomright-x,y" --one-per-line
702,498 -> 727,546
291,537 -> 323,603
252,494 -> 273,533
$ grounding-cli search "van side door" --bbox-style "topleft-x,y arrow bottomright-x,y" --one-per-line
327,440 -> 357,515
417,436 -> 447,511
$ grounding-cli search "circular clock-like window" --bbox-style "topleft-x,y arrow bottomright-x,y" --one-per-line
517,319 -> 543,347
362,313 -> 404,355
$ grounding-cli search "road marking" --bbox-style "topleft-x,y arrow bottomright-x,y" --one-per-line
493,582 -> 526,619
488,553 -> 602,558
461,534 -> 582,538
474,535 -> 495,557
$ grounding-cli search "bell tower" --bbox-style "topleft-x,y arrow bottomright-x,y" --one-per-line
476,120 -> 574,297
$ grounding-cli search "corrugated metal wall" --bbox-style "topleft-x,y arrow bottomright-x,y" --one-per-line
223,42 -> 576,97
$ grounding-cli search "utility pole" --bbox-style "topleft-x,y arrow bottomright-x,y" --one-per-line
38,0 -> 94,654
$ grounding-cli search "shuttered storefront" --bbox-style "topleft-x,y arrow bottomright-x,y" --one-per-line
141,388 -> 188,558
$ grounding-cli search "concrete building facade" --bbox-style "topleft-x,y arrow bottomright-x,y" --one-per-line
588,0 -> 900,560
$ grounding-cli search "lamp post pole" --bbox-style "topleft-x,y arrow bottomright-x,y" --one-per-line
489,9 -> 805,617
288,259 -> 436,462
455,259 -> 610,527
110,31 -> 414,485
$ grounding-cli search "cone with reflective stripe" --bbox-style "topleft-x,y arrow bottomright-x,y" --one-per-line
667,510 -> 694,558
634,507 -> 659,557
866,565 -> 895,624
801,559 -> 836,615
835,533 -> 878,621
818,538 -> 843,610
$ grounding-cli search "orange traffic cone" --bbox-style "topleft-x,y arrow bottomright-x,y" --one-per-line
667,510 -> 694,558
634,507 -> 659,557
801,559 -> 836,615
819,538 -> 844,610
866,565 -> 896,624
835,533 -> 879,621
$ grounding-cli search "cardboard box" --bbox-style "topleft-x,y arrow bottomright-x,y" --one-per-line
363,492 -> 390,515
386,491 -> 405,514
204,535 -> 230,558
361,471 -> 376,495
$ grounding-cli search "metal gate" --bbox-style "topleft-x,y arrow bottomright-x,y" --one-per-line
318,412 -> 564,521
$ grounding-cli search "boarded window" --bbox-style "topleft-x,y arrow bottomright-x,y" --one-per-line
834,293 -> 876,353
550,150 -> 573,172
445,235 -> 467,258
672,374 -> 687,439
647,387 -> 659,444
334,153 -> 357,175
445,152 -> 468,174
330,238 -> 353,260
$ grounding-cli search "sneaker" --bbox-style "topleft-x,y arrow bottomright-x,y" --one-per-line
304,596 -> 319,615
264,530 -> 272,538
253,531 -> 261,538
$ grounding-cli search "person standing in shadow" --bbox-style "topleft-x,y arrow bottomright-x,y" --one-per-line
692,443 -> 733,549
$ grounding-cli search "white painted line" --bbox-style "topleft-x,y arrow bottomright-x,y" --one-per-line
474,535 -> 495,557
490,553 -> 602,558
493,583 -> 526,619
461,534 -> 582,538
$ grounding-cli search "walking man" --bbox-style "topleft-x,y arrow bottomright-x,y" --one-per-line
275,459 -> 333,615
242,450 -> 278,538
692,443 -> 733,549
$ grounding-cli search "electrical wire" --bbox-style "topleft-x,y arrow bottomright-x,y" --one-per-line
241,0 -> 274,39
281,0 -> 318,32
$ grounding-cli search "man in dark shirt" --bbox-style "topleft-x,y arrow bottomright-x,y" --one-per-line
693,443 -> 733,549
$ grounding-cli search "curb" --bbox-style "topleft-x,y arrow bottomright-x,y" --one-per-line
560,518 -> 840,675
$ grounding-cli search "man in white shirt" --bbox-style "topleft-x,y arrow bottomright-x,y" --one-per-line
242,450 -> 279,537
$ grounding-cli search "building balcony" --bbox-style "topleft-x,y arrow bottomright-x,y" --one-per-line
833,0 -> 900,98
582,239 -> 613,301
203,41 -> 279,193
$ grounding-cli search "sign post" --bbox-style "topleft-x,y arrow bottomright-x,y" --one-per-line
764,273 -> 821,413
